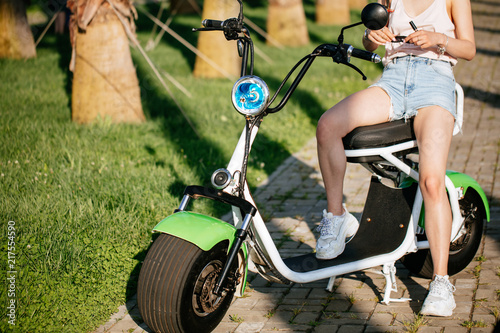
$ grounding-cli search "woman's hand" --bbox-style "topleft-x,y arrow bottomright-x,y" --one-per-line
405,30 -> 447,49
366,26 -> 396,45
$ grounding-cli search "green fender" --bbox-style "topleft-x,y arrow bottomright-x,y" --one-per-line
154,211 -> 239,251
447,171 -> 490,222
153,211 -> 248,296
412,171 -> 491,228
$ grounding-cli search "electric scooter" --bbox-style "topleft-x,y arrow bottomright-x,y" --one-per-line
137,2 -> 490,332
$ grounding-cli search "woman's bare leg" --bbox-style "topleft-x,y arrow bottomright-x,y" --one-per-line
316,86 -> 391,215
413,105 -> 455,276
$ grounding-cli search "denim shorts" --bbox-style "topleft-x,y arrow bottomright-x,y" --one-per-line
370,55 -> 456,121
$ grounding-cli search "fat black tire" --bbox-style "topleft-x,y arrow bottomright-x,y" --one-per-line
137,234 -> 236,333
400,189 -> 484,278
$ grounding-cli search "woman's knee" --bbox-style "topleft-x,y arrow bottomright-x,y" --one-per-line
316,112 -> 340,146
419,175 -> 446,200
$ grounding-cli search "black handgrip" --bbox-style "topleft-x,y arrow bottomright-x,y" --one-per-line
202,19 -> 224,29
350,47 -> 381,63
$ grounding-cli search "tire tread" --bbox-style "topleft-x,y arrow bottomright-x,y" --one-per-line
138,234 -> 201,333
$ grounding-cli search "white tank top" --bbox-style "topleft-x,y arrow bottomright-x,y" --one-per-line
383,0 -> 457,65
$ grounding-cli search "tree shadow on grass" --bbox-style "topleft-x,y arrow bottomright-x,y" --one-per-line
33,29 -> 74,111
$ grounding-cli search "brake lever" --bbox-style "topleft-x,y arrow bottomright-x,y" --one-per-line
344,62 -> 367,80
332,44 -> 367,80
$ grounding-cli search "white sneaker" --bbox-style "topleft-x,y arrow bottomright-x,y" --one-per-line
420,275 -> 456,317
315,205 -> 359,260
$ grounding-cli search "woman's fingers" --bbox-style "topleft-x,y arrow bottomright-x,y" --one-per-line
368,27 -> 395,45
406,31 -> 439,48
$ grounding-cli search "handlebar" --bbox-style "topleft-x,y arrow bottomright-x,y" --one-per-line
194,18 -> 245,39
267,44 -> 380,113
202,19 -> 224,29
348,45 -> 381,63
192,17 -> 381,114
313,43 -> 380,64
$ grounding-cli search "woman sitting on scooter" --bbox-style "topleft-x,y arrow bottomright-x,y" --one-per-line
315,0 -> 475,317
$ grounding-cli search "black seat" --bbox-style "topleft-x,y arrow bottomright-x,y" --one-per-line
343,119 -> 416,149
342,119 -> 417,163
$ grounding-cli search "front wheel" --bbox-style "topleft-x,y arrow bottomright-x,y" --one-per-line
400,189 -> 485,278
137,234 -> 238,333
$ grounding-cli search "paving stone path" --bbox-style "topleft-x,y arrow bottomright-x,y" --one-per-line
95,0 -> 500,332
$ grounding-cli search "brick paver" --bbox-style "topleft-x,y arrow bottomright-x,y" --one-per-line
95,0 -> 500,332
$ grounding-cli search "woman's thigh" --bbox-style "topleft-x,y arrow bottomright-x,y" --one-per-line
414,105 -> 455,180
317,86 -> 392,139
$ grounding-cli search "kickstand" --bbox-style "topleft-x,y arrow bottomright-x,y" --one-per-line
326,276 -> 336,292
378,262 -> 411,305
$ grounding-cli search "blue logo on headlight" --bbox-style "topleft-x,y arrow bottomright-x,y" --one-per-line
231,76 -> 270,116
235,83 -> 265,111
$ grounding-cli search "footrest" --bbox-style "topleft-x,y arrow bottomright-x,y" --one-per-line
284,177 -> 417,273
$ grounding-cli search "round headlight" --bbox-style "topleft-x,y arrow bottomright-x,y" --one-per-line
231,76 -> 270,117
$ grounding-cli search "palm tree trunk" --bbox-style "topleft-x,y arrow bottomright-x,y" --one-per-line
171,0 -> 200,15
70,2 -> 144,124
0,0 -> 36,59
192,0 -> 240,79
349,0 -> 367,10
316,0 -> 350,26
267,0 -> 309,47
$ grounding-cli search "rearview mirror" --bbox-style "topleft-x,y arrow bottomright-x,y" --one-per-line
361,3 -> 389,30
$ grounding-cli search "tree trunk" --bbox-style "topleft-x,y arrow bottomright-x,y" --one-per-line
315,0 -> 350,26
0,0 -> 36,59
192,0 -> 240,79
170,0 -> 200,15
71,4 -> 144,124
267,0 -> 309,47
349,0 -> 367,10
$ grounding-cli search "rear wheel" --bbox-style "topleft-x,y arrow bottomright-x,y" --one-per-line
400,190 -> 484,278
137,234 -> 238,333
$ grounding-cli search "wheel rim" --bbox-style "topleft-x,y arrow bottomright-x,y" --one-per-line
450,202 -> 479,254
450,221 -> 472,254
192,259 -> 227,317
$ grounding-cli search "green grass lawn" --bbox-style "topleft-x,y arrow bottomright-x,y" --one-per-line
0,2 -> 383,332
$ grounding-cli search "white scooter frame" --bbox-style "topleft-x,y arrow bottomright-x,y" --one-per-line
222,84 -> 466,304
